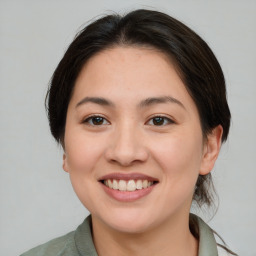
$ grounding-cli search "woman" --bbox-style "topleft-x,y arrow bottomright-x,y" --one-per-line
22,9 -> 236,256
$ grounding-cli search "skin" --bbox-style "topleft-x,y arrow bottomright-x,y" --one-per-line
63,46 -> 223,256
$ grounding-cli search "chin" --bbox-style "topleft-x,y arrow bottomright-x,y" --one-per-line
109,219 -> 152,234
96,209 -> 157,234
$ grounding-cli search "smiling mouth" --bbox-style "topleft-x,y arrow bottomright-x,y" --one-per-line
101,179 -> 158,192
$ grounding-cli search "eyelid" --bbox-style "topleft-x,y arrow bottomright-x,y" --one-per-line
82,114 -> 110,126
81,114 -> 175,126
146,115 -> 175,126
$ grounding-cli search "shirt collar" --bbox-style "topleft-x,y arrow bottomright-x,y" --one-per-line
192,214 -> 218,256
75,214 -> 218,256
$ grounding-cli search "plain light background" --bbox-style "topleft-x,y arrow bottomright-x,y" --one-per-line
0,0 -> 255,255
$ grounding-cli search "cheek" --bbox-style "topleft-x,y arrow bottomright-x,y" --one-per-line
64,132 -> 106,210
150,133 -> 203,212
151,130 -> 203,183
64,131 -> 105,177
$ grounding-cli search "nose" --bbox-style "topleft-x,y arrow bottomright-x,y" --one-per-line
105,124 -> 149,166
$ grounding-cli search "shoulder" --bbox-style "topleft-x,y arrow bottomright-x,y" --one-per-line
191,214 -> 233,256
20,215 -> 97,256
20,231 -> 77,256
217,246 -> 230,256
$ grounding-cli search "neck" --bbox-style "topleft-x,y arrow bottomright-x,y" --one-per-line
91,213 -> 198,256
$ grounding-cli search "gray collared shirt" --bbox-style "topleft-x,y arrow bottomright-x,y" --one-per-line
21,214 -> 218,256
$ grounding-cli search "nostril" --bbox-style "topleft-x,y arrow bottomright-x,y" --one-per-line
105,149 -> 149,167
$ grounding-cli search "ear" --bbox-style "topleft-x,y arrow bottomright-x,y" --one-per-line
62,153 -> 69,173
199,125 -> 223,175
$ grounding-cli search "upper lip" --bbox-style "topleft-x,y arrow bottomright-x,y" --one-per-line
99,173 -> 159,182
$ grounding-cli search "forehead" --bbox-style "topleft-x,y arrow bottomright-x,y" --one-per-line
70,46 -> 196,113
74,47 -> 182,92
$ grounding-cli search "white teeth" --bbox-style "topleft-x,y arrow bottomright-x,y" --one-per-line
136,180 -> 142,190
118,180 -> 126,191
108,179 -> 113,189
142,180 -> 148,189
104,179 -> 154,191
127,180 -> 136,191
112,179 -> 118,190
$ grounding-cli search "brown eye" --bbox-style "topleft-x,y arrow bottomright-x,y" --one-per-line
83,116 -> 109,126
147,116 -> 174,126
92,117 -> 104,125
152,117 -> 165,125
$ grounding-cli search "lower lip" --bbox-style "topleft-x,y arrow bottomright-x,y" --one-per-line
101,183 -> 156,202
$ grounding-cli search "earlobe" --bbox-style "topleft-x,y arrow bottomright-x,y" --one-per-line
63,154 -> 69,173
199,125 -> 223,175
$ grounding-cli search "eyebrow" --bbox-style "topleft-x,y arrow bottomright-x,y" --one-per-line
76,96 -> 185,109
76,97 -> 115,108
139,96 -> 185,109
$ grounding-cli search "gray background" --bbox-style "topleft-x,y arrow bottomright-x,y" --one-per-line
0,0 -> 255,255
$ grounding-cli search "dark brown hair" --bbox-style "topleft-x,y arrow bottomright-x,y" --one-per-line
46,9 -> 235,254
47,8 -> 231,206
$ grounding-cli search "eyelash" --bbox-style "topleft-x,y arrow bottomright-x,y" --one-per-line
82,115 -> 110,126
147,115 -> 175,126
82,115 -> 175,127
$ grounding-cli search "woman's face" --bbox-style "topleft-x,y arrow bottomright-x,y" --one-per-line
63,47 -> 220,233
